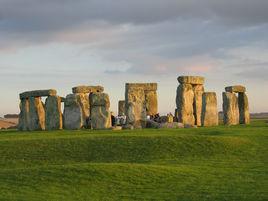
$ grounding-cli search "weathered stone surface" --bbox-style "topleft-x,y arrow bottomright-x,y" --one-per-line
225,85 -> 246,93
126,83 -> 157,91
145,90 -> 158,115
118,100 -> 125,116
159,122 -> 184,129
19,89 -> 57,99
89,93 -> 110,108
238,92 -> 250,124
63,94 -> 83,130
201,92 -> 218,127
125,87 -> 147,128
193,85 -> 204,126
18,98 -> 30,131
76,93 -> 90,127
177,76 -> 205,85
45,96 -> 63,130
72,85 -> 104,94
176,84 -> 195,125
90,106 -> 111,129
222,92 -> 239,125
28,97 -> 46,131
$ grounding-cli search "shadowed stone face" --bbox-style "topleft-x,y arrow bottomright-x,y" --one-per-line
201,92 -> 218,127
176,83 -> 195,125
18,98 -> 30,131
63,94 -> 83,130
45,96 -> 63,130
238,92 -> 250,124
193,84 -> 204,126
222,92 -> 239,125
118,100 -> 125,116
90,93 -> 111,129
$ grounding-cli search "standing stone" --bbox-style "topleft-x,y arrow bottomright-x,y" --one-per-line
125,86 -> 147,128
90,93 -> 111,129
201,92 -> 218,126
193,85 -> 204,126
145,90 -> 158,116
76,93 -> 90,127
18,98 -> 30,131
176,84 -> 195,125
238,92 -> 250,124
222,92 -> 239,125
63,94 -> 83,130
45,96 -> 63,130
28,97 -> 46,131
118,100 -> 125,116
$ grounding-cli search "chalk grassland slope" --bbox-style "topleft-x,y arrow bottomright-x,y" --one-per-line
0,120 -> 267,201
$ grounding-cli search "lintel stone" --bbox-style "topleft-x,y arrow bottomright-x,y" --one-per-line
126,83 -> 157,91
20,89 -> 57,99
177,76 -> 205,85
72,85 -> 104,94
225,85 -> 246,93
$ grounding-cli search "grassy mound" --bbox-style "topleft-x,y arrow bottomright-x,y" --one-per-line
0,120 -> 267,200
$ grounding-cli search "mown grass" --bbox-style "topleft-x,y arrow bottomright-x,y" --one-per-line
0,120 -> 267,201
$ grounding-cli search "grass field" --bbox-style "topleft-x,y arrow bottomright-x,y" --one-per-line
0,120 -> 267,201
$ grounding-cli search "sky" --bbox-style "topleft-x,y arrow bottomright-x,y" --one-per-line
0,0 -> 268,116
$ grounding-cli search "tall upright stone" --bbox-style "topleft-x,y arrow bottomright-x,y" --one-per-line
18,98 -> 30,131
125,86 -> 147,128
176,76 -> 205,126
45,96 -> 63,130
238,92 -> 250,124
201,92 -> 218,126
145,90 -> 158,116
222,92 -> 239,125
76,93 -> 90,127
90,93 -> 111,129
63,94 -> 83,130
28,97 -> 46,131
193,85 -> 204,126
118,100 -> 125,116
176,84 -> 195,125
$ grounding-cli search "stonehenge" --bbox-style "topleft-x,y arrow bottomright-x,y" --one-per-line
125,83 -> 158,128
17,79 -> 250,131
223,85 -> 250,125
18,89 -> 60,131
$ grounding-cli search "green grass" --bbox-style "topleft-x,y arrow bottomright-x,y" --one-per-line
0,120 -> 267,201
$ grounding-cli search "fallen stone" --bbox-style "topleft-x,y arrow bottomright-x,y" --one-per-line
177,76 -> 205,85
184,124 -> 198,128
238,92 -> 250,124
222,92 -> 239,125
225,85 -> 246,93
63,94 -> 83,130
159,122 -> 184,129
19,89 -> 57,99
112,126 -> 122,131
72,85 -> 104,94
146,119 -> 160,128
201,92 -> 218,127
45,96 -> 63,130
176,84 -> 195,125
